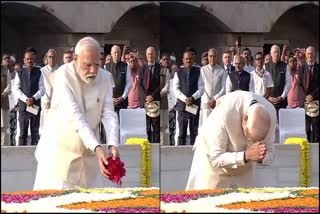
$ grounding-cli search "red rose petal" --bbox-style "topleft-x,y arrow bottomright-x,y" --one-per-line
105,157 -> 126,187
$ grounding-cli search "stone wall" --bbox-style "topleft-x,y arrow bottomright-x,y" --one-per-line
4,1 -> 316,33
1,144 -> 318,192
160,144 -> 319,192
1,144 -> 160,192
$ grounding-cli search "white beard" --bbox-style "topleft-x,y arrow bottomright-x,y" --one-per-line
80,76 -> 96,85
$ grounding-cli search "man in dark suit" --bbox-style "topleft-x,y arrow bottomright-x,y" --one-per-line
139,46 -> 160,143
298,46 -> 319,143
222,50 -> 235,75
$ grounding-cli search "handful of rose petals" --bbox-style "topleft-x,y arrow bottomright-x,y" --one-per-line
105,157 -> 126,186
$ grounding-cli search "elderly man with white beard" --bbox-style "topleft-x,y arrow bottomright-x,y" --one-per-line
186,91 -> 276,190
33,36 -> 119,190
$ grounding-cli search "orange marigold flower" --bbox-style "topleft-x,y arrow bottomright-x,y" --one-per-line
59,198 -> 159,210
298,189 -> 319,195
219,197 -> 319,210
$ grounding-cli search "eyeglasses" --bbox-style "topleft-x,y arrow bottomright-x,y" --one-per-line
255,58 -> 263,61
3,57 -> 10,60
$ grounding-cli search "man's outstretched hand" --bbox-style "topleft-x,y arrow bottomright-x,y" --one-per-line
95,145 -> 111,178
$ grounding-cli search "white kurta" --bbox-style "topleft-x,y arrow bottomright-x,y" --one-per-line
34,62 -> 118,190
1,69 -> 11,146
186,91 -> 276,190
1,69 -> 11,128
39,64 -> 59,135
199,64 -> 226,126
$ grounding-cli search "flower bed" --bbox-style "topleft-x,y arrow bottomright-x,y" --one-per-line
160,187 -> 319,213
1,187 -> 160,213
1,187 -> 318,212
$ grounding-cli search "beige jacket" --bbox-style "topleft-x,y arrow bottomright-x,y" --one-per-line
186,91 -> 276,190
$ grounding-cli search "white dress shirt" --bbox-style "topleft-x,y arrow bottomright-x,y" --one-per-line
252,68 -> 274,97
223,64 -> 232,73
13,67 -> 45,103
121,65 -> 132,99
173,69 -> 204,102
243,64 -> 255,73
168,78 -> 176,110
280,65 -> 292,99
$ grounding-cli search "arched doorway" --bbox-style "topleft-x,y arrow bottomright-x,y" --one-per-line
1,2 -> 71,65
160,2 -> 231,64
103,3 -> 159,59
264,3 -> 319,55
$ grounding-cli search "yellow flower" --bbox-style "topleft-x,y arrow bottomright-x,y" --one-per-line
126,138 -> 152,187
285,138 -> 310,187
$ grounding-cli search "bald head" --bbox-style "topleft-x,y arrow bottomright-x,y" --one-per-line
47,48 -> 56,55
234,54 -> 245,71
146,46 -> 156,64
75,36 -> 100,56
208,48 -> 217,66
244,104 -> 271,141
305,46 -> 315,64
270,45 -> 280,63
111,45 -> 121,53
46,48 -> 57,67
111,45 -> 121,63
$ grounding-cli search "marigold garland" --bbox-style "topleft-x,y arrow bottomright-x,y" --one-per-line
126,138 -> 151,187
285,137 -> 310,187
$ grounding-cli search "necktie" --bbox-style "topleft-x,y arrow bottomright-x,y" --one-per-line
147,65 -> 152,91
256,69 -> 264,78
306,65 -> 312,91
226,67 -> 230,75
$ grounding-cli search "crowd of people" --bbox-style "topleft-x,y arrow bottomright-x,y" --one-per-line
1,41 -> 319,147
164,45 -> 319,145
